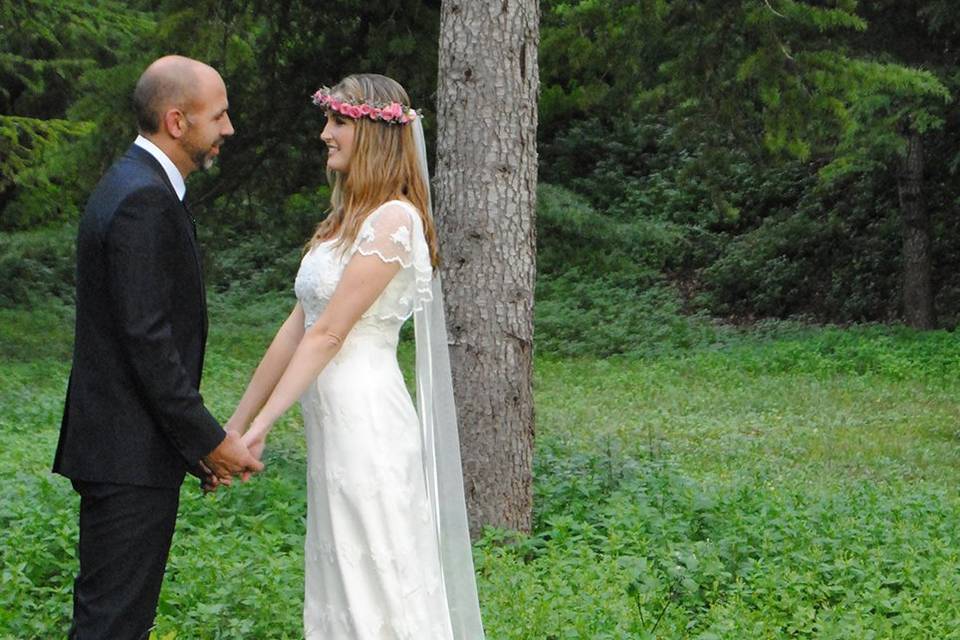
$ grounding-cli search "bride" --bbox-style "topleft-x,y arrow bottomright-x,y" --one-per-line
226,74 -> 485,639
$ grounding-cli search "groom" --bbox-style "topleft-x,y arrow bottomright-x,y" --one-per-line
53,56 -> 263,639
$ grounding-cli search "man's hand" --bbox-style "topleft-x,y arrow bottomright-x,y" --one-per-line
202,430 -> 264,485
189,459 -> 221,493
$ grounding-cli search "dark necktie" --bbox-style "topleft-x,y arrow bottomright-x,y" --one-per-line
182,198 -> 197,239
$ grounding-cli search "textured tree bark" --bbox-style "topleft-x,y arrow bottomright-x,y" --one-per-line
897,132 -> 935,329
435,0 -> 539,537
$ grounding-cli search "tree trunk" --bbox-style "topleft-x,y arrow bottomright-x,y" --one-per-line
897,132 -> 935,329
435,0 -> 539,537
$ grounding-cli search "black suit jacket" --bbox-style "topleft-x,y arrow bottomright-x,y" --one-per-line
54,144 -> 225,488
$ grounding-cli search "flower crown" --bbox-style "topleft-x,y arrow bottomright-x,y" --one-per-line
311,87 -> 419,125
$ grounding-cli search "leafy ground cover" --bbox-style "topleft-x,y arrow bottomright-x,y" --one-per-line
2,295 -> 959,639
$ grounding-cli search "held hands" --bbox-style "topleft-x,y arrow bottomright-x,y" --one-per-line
239,416 -> 272,478
240,428 -> 267,465
201,430 -> 265,490
228,415 -> 269,481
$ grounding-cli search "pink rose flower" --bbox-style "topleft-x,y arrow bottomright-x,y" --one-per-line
383,102 -> 403,120
348,105 -> 363,119
372,107 -> 383,119
359,104 -> 373,116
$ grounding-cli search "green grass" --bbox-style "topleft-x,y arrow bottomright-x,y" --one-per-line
2,295 -> 960,638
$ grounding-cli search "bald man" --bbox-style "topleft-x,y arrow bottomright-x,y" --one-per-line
54,56 -> 262,639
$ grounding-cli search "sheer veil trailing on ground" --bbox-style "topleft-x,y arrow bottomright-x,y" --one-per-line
411,116 -> 486,639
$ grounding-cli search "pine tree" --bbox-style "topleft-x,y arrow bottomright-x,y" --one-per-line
541,0 -> 953,328
0,0 -> 153,228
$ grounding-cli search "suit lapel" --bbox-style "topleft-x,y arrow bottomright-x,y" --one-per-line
126,145 -> 208,342
126,146 -> 202,265
183,198 -> 210,346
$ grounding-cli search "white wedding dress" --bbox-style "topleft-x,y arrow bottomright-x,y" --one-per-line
294,200 -> 456,639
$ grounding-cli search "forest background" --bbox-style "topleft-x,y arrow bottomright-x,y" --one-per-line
4,1 -> 960,638
4,0 -> 960,339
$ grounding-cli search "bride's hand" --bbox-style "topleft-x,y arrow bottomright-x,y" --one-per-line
237,428 -> 266,483
241,426 -> 268,464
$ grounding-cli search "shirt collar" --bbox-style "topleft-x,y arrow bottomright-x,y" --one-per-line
133,135 -> 187,201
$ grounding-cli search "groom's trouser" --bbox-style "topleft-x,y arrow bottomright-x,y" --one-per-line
68,480 -> 180,640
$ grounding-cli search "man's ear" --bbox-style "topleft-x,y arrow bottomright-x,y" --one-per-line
163,108 -> 188,139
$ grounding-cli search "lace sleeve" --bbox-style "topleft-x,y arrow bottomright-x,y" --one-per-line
351,201 -> 434,320
353,203 -> 417,266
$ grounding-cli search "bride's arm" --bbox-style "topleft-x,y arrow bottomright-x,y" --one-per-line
225,303 -> 306,436
240,254 -> 402,452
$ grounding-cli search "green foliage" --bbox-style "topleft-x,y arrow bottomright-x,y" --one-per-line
202,186 -> 329,295
0,115 -> 92,191
535,183 -> 716,356
6,0 -> 960,332
537,182 -> 681,274
5,297 -> 960,637
813,55 -> 951,181
0,226 -> 75,307
206,233 -> 304,296
537,0 -> 960,327
539,0 -> 668,137
536,273 -> 715,357
665,1 -> 949,166
713,321 -> 960,383
0,115 -> 100,229
0,0 -> 155,228
700,173 -> 904,322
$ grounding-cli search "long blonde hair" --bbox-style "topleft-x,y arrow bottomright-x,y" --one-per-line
309,74 -> 439,267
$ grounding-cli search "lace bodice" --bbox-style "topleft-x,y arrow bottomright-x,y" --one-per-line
295,200 -> 460,639
294,200 -> 433,335
294,196 -> 483,639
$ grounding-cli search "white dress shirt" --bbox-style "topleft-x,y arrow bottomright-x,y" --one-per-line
133,135 -> 186,201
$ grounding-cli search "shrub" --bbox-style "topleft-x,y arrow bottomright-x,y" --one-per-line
536,273 -> 717,357
0,226 -> 76,307
535,184 -> 715,356
701,187 -> 902,322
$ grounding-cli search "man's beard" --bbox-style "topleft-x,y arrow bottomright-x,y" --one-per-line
196,152 -> 215,171
186,137 -> 223,172
192,146 -> 217,171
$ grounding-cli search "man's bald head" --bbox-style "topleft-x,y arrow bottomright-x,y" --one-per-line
131,55 -> 233,177
133,56 -> 214,134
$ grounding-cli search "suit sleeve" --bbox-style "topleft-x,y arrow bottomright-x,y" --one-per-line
105,189 -> 225,464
